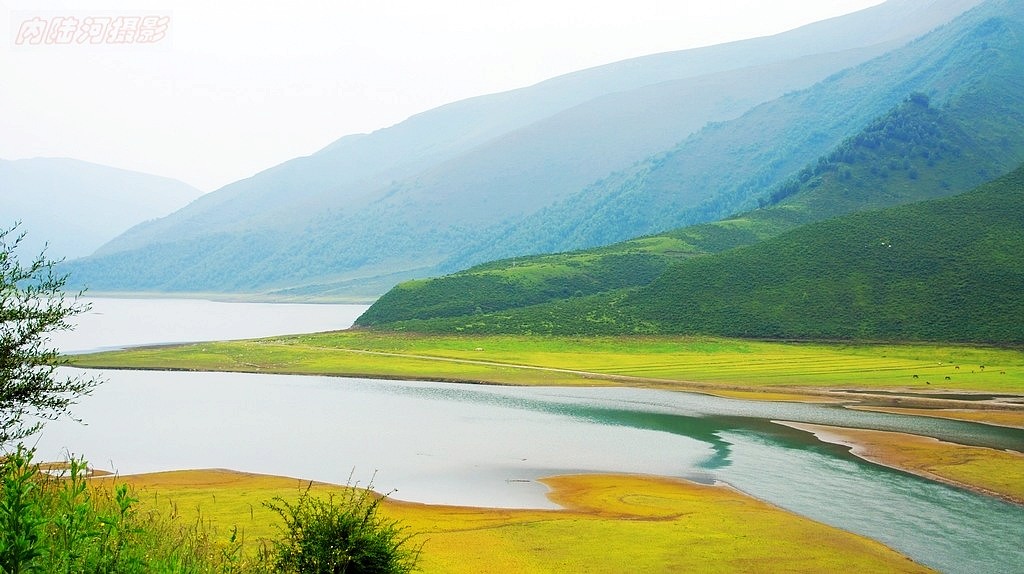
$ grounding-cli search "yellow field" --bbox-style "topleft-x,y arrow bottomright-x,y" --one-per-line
103,470 -> 935,574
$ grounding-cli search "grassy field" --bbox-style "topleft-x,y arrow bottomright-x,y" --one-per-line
74,331 -> 1024,396
103,470 -> 935,574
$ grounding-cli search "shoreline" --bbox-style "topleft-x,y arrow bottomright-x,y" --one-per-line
68,364 -> 1023,509
777,421 -> 1024,506
68,361 -> 1024,428
846,405 -> 1024,429
67,337 -> 1024,512
99,468 -> 937,574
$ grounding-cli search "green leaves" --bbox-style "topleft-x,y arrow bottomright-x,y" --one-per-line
0,446 -> 45,574
1,224 -> 101,446
0,447 -> 272,573
265,482 -> 420,574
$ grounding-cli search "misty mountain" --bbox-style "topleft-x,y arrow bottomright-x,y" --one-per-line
356,75 -> 1024,329
378,162 -> 1024,344
0,158 -> 202,259
66,0 -> 983,298
448,0 -> 1023,268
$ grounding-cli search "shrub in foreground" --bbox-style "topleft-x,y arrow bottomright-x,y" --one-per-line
266,483 -> 421,574
1,447 -> 420,573
0,445 -> 259,573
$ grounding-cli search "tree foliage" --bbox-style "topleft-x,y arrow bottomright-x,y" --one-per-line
0,224 -> 99,446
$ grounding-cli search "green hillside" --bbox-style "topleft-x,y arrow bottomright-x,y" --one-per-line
368,164 -> 1024,344
356,235 -> 688,325
357,77 -> 1024,327
630,164 -> 1024,343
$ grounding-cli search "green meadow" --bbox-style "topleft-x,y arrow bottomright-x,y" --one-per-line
73,331 -> 1024,395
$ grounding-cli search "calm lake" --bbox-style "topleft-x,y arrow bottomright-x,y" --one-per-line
33,298 -> 1024,574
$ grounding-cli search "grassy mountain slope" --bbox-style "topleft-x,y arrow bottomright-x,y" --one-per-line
367,163 -> 1024,344
629,164 -> 1024,343
444,0 -> 1022,270
63,0 -> 981,297
357,59 -> 1024,327
0,158 -> 202,259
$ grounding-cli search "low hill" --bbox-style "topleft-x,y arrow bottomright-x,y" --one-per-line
0,158 -> 202,259
356,77 -> 1024,327
627,164 -> 1024,343
367,164 -> 1024,344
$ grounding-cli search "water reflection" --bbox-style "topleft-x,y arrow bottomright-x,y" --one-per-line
365,380 -> 1024,573
31,371 -> 1024,574
31,296 -> 1024,574
385,381 -> 1024,451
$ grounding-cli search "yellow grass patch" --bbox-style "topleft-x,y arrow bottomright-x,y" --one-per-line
780,423 -> 1024,505
104,470 -> 934,573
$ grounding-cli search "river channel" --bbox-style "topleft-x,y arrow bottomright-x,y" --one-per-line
33,298 -> 1024,573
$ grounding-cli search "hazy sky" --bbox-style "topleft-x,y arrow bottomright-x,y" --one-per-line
1,0 -> 884,192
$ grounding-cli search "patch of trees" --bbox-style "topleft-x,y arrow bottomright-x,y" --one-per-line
758,93 -> 958,208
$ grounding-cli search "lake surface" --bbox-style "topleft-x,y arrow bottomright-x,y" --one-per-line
50,297 -> 368,354
31,299 -> 1024,574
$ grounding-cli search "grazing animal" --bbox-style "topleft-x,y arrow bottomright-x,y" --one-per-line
912,374 -> 919,379
944,376 -> 951,381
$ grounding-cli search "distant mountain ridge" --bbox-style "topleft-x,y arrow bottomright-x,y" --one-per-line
446,0 -> 1022,269
0,158 -> 202,259
64,0 -> 984,298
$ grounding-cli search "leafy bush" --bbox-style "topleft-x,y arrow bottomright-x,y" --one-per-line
0,446 -> 44,573
1,448 -> 422,574
265,483 -> 420,574
0,446 -> 260,574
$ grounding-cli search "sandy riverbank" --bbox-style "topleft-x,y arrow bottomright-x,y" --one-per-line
98,469 -> 936,574
777,421 -> 1024,505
